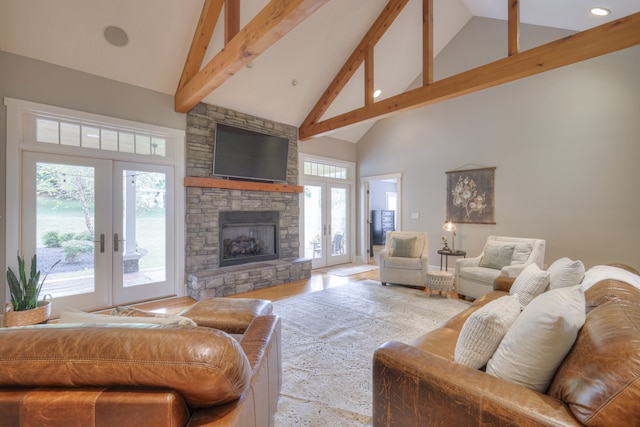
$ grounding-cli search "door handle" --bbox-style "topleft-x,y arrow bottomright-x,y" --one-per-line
114,233 -> 125,252
99,234 -> 105,253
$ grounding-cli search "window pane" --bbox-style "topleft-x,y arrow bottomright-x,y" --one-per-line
119,132 -> 135,153
37,162 -> 96,298
37,119 -> 59,144
82,126 -> 100,149
135,135 -> 151,155
102,129 -> 118,151
151,138 -> 166,157
60,122 -> 80,146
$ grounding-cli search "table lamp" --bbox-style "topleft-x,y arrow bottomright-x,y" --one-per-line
442,220 -> 457,252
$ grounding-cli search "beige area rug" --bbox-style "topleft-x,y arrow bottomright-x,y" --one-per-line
315,263 -> 380,277
272,280 -> 470,426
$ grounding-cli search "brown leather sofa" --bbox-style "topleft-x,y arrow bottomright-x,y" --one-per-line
0,298 -> 281,427
373,265 -> 640,427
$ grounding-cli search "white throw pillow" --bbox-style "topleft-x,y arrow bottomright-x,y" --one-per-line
509,263 -> 550,308
486,285 -> 586,393
58,307 -> 197,326
547,257 -> 585,290
454,294 -> 522,369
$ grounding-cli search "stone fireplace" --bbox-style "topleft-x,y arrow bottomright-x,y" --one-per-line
219,210 -> 279,267
184,104 -> 311,299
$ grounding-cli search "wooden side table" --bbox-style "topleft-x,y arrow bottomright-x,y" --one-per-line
425,271 -> 454,298
437,249 -> 467,271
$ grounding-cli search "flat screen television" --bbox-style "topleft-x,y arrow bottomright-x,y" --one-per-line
212,123 -> 290,183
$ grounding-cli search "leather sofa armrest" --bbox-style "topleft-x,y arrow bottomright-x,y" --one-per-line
240,315 -> 281,372
373,341 -> 580,427
493,276 -> 516,292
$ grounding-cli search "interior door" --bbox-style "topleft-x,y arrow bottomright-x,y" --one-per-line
21,153 -> 175,315
303,181 -> 350,268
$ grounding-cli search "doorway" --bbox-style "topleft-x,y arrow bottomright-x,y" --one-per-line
299,155 -> 355,269
21,153 -> 175,315
303,181 -> 350,269
361,174 -> 402,265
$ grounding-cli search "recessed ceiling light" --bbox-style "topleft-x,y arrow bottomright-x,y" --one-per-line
590,7 -> 611,16
373,89 -> 382,98
104,26 -> 129,47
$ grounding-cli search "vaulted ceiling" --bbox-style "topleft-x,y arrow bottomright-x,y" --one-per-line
1,0 -> 638,142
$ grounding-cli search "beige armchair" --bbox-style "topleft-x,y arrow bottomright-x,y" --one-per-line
455,235 -> 546,299
380,231 -> 429,288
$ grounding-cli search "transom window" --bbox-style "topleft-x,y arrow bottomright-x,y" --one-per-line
36,118 -> 167,157
303,160 -> 348,180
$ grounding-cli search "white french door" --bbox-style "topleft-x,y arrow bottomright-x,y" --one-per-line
21,152 -> 174,315
303,181 -> 350,269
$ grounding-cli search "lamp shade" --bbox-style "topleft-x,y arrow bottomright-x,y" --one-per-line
443,220 -> 456,233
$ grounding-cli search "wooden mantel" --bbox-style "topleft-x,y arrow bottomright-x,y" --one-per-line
184,176 -> 303,193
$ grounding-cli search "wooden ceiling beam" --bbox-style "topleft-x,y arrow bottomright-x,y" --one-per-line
299,12 -> 640,140
176,0 -> 224,92
423,0 -> 433,85
175,0 -> 329,113
508,0 -> 520,56
300,0 -> 409,128
364,44 -> 374,106
225,0 -> 240,44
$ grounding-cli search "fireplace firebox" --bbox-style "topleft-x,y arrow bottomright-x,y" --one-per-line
219,211 -> 279,267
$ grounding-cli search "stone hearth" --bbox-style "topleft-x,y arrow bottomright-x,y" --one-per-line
185,104 -> 311,299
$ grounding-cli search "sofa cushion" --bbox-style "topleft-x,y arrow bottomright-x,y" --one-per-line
383,256 -> 423,270
548,257 -> 586,290
454,294 -> 521,369
479,244 -> 515,270
509,263 -> 550,308
548,301 -> 640,426
389,236 -> 417,258
508,242 -> 533,265
486,285 -> 586,393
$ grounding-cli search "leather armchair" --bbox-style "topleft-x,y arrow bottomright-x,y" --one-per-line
455,235 -> 545,299
380,231 -> 429,288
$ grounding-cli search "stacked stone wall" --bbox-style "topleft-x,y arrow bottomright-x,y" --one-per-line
185,103 -> 310,298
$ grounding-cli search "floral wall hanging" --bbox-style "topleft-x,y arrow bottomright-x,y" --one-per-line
446,167 -> 496,224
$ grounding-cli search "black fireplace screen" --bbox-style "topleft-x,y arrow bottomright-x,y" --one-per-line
219,211 -> 279,266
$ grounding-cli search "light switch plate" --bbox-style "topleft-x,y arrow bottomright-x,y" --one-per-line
411,212 -> 419,219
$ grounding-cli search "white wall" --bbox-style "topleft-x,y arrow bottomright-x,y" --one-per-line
357,18 -> 640,270
298,135 -> 357,162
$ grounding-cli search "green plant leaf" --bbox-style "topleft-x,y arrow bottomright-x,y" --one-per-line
6,253 -> 60,311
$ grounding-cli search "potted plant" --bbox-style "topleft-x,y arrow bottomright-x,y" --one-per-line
5,254 -> 59,327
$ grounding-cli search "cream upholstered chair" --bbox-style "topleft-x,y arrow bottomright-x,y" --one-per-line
380,231 -> 429,288
455,235 -> 545,299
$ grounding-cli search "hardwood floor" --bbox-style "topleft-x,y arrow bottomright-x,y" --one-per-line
128,267 -> 382,315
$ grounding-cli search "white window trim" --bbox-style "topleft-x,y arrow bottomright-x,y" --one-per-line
4,97 -> 186,299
